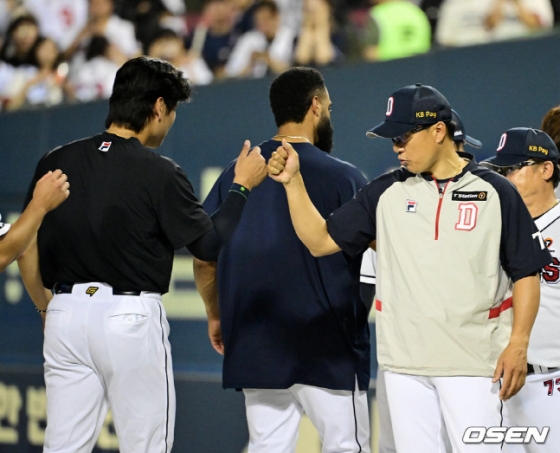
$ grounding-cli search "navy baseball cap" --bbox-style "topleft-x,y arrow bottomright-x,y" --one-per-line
366,83 -> 452,139
483,127 -> 559,167
452,110 -> 482,148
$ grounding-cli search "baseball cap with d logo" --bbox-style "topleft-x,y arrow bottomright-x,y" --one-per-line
366,83 -> 453,139
483,127 -> 559,167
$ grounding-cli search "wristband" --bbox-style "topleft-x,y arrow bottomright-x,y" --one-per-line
35,307 -> 47,313
229,183 -> 250,200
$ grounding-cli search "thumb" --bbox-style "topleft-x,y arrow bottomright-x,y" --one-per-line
239,140 -> 251,158
282,139 -> 296,156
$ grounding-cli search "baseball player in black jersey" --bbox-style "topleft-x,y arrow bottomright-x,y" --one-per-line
17,56 -> 266,453
0,170 -> 68,273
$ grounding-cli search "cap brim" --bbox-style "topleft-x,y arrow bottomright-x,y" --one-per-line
366,121 -> 417,139
0,223 -> 10,237
464,135 -> 482,148
482,154 -> 528,166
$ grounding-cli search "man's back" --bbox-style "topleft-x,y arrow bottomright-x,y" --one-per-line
27,131 -> 211,293
204,139 -> 370,391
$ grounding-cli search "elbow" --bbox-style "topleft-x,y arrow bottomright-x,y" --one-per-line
309,246 -> 330,258
0,254 -> 10,273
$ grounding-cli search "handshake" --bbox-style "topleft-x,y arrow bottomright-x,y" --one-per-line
233,139 -> 300,189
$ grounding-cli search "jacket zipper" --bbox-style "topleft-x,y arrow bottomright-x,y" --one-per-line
433,177 -> 451,240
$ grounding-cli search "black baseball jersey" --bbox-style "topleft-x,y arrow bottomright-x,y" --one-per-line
204,140 -> 370,391
25,132 -> 213,293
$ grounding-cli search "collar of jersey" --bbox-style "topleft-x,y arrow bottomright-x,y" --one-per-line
419,151 -> 475,182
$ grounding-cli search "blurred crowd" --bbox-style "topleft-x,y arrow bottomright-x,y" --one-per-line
0,0 -> 559,111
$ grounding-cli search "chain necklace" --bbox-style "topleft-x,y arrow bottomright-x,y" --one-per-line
273,135 -> 311,143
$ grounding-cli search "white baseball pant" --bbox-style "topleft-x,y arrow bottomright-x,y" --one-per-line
243,380 -> 371,453
42,283 -> 174,453
503,367 -> 560,453
384,371 -> 504,453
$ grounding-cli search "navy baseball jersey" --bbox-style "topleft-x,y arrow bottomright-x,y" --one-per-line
204,140 -> 370,391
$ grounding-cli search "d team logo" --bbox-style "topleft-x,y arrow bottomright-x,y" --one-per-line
463,427 -> 549,444
497,133 -> 507,151
386,97 -> 394,116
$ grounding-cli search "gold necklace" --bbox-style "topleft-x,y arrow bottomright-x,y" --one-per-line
273,135 -> 311,143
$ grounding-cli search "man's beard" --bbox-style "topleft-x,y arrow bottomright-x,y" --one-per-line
314,114 -> 334,153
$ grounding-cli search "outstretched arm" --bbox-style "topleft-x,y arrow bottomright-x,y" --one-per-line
493,273 -> 540,400
268,139 -> 340,257
0,170 -> 69,272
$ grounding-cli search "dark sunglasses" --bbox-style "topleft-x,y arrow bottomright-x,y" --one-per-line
493,160 -> 540,177
392,123 -> 434,146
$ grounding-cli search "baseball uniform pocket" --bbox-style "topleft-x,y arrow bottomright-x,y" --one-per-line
45,309 -> 70,327
107,312 -> 150,337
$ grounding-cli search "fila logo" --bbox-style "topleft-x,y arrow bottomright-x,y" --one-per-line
406,199 -> 417,212
386,97 -> 394,116
99,141 -> 112,152
497,133 -> 507,151
455,203 -> 478,231
86,287 -> 99,297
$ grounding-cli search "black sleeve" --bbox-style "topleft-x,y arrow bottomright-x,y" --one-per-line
186,184 -> 249,261
475,168 -> 553,281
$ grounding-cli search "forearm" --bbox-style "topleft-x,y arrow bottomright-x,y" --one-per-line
283,173 -> 340,256
294,27 -> 314,65
193,258 -> 219,319
187,187 -> 248,261
17,235 -> 51,310
0,200 -> 47,272
510,273 -> 540,346
267,56 -> 290,75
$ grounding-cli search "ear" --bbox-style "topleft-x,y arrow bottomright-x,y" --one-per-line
154,97 -> 165,121
434,121 -> 447,144
310,95 -> 321,118
542,161 -> 555,181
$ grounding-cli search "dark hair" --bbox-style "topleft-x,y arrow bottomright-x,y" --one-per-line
444,120 -> 455,141
269,67 -> 326,127
541,106 -> 560,148
86,35 -> 110,61
105,56 -> 192,132
254,0 -> 279,15
0,14 -> 40,67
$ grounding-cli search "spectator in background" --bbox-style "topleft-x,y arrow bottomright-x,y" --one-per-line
4,37 -> 65,110
148,28 -> 213,85
362,0 -> 431,62
115,0 -> 187,54
436,0 -> 553,47
188,0 -> 239,79
225,0 -> 294,78
23,0 -> 88,53
66,35 -> 119,102
419,0 -> 444,41
0,0 -> 25,43
65,0 -> 140,62
0,14 -> 40,67
294,0 -> 342,67
542,106 -> 560,147
232,0 -> 304,36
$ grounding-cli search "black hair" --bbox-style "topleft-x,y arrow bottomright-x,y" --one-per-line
254,0 -> 279,15
105,56 -> 192,133
0,14 -> 40,67
444,120 -> 455,141
269,67 -> 326,127
86,35 -> 110,61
